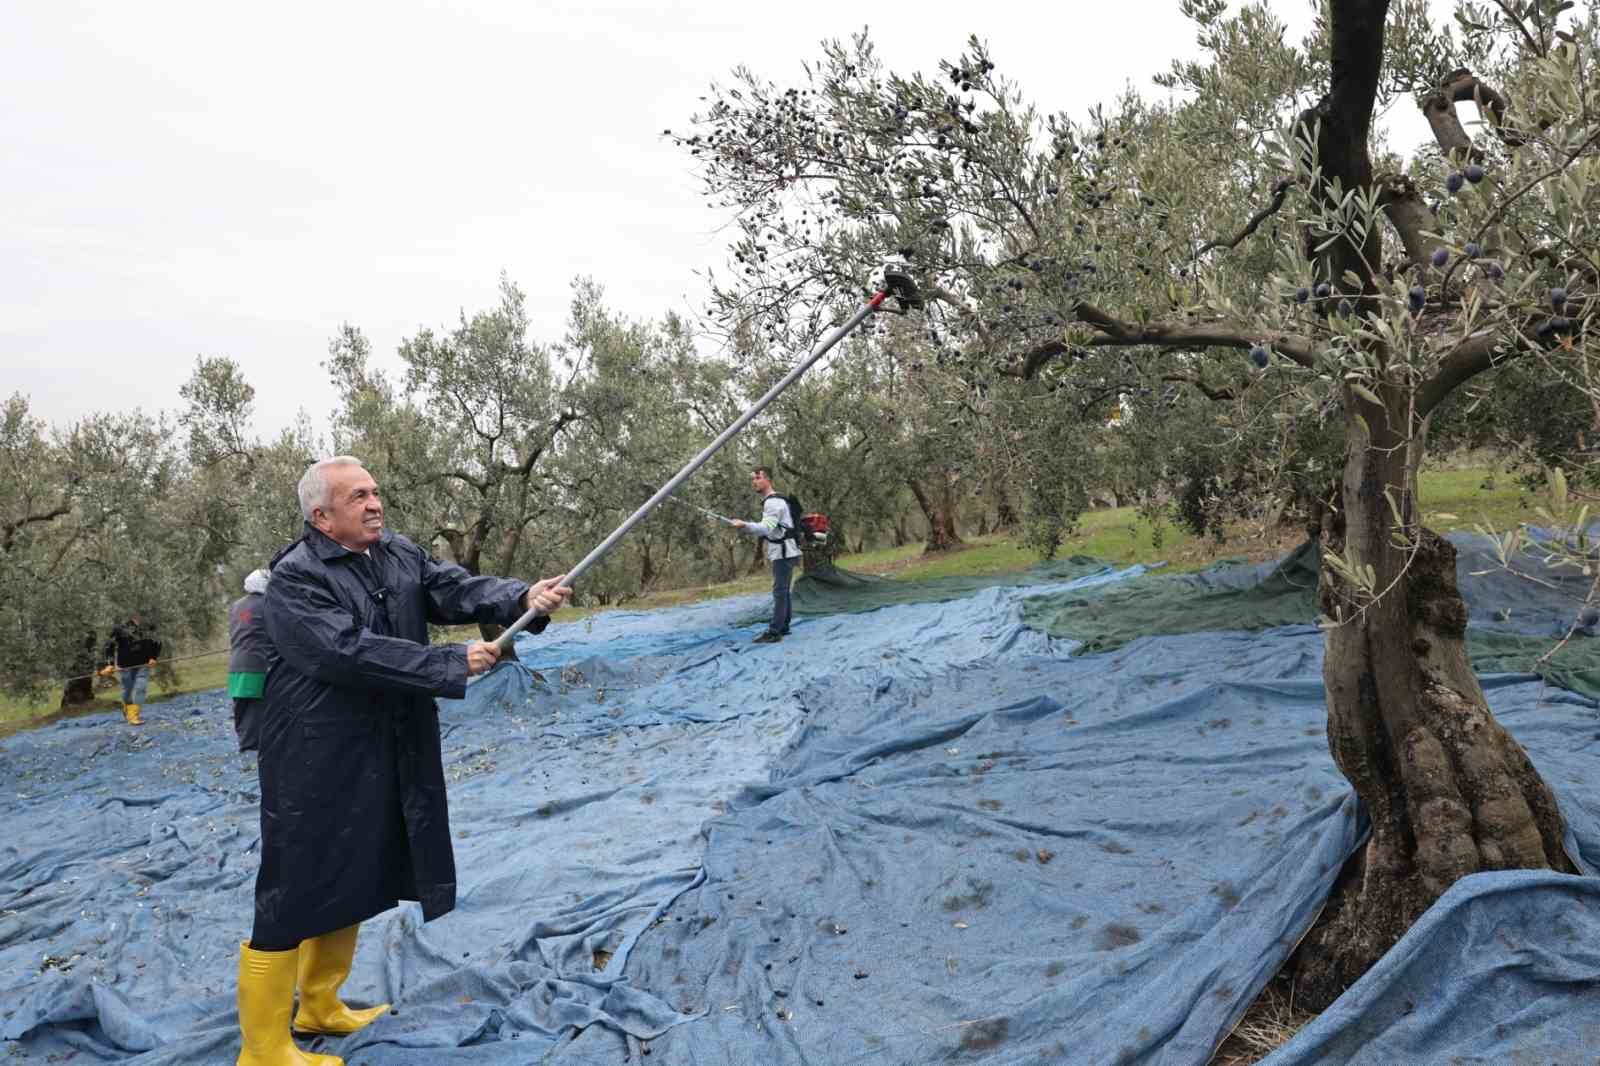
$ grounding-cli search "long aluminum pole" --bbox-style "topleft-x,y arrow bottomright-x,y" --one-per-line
495,289 -> 889,649
665,494 -> 736,525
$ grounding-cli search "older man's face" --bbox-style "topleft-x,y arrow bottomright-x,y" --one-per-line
314,465 -> 384,550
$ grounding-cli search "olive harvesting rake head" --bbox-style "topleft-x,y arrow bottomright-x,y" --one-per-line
879,259 -> 924,312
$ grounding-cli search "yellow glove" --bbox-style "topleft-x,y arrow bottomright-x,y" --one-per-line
98,665 -> 116,678
147,658 -> 158,666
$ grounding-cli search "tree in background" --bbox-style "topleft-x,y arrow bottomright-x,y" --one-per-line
328,275 -> 776,609
547,287 -> 743,600
1,396 -> 206,705
329,275 -> 576,582
178,355 -> 319,598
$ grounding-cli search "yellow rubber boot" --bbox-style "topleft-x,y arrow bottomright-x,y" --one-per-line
123,704 -> 143,726
237,942 -> 342,1066
293,924 -> 390,1036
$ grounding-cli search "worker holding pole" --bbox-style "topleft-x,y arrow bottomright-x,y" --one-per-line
100,613 -> 162,727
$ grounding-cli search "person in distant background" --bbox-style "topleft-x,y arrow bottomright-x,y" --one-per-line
227,569 -> 273,752
101,613 -> 161,726
731,466 -> 801,644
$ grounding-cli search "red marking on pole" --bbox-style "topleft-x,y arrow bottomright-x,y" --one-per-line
869,291 -> 887,309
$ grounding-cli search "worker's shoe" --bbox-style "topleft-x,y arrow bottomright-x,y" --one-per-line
236,942 -> 342,1066
753,632 -> 781,644
123,703 -> 143,726
293,924 -> 389,1036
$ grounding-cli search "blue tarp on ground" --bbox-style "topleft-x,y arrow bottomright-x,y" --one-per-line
2,545 -> 1598,1065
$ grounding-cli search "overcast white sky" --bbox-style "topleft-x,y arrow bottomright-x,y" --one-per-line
3,1 -> 1449,438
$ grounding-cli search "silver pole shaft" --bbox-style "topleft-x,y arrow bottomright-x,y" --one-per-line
666,495 -> 734,525
495,291 -> 886,649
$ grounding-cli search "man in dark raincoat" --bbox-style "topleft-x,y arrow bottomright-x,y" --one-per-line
235,456 -> 570,1066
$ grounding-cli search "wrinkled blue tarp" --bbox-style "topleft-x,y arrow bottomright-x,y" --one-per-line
2,549 -> 1597,1065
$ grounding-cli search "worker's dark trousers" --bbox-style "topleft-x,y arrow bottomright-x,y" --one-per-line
768,555 -> 795,636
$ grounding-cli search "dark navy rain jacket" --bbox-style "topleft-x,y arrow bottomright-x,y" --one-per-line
253,523 -> 546,944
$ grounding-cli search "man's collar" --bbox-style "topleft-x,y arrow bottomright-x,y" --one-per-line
303,522 -> 391,561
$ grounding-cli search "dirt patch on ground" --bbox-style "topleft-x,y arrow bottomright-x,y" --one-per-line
1172,525 -> 1307,571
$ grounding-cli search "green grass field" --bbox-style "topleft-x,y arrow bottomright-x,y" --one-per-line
0,464 -> 1543,734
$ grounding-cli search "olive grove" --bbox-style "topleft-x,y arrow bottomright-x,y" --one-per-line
672,0 -> 1598,1004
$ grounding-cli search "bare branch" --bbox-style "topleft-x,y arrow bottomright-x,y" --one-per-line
1196,180 -> 1291,257
1421,69 -> 1515,161
1490,1 -> 1544,57
2,504 -> 72,554
1530,247 -> 1600,286
1416,332 -> 1504,417
427,470 -> 490,494
1160,371 -> 1238,402
515,410 -> 580,479
1008,303 -> 1315,379
1377,174 -> 1441,274
1076,303 -> 1316,366
924,283 -> 995,349
1012,339 -> 1070,379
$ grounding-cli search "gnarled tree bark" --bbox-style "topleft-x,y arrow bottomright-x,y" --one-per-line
1294,388 -> 1575,1008
907,476 -> 964,553
1286,0 -> 1575,1010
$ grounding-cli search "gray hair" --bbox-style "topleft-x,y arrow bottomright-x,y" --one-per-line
297,456 -> 365,520
243,568 -> 272,594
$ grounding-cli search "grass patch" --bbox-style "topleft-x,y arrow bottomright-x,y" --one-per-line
159,653 -> 232,699
1071,508 -> 1204,568
840,535 -> 1041,579
0,690 -> 67,727
1417,466 -> 1539,533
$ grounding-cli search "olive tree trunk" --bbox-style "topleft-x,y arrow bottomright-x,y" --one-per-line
908,477 -> 963,553
1293,395 -> 1576,1008
59,632 -> 98,708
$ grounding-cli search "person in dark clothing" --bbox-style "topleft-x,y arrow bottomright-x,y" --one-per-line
234,456 -> 570,1066
227,569 -> 273,752
731,466 -> 801,643
101,614 -> 161,726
